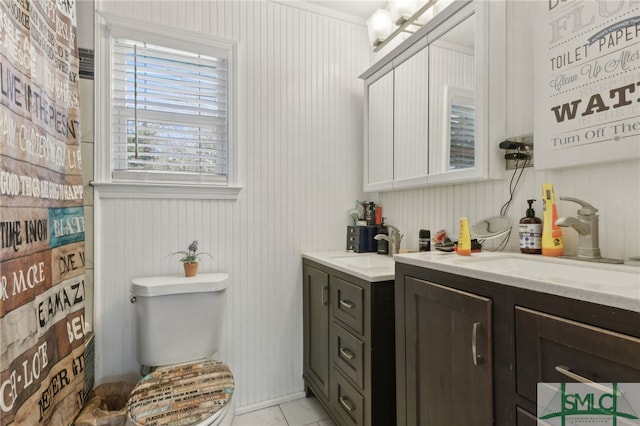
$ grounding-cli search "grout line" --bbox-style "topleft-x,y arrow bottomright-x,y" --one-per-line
234,397 -> 332,425
277,404 -> 290,426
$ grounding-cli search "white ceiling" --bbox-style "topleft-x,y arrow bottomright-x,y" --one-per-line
305,0 -> 386,19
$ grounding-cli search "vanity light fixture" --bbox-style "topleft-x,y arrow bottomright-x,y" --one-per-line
368,0 -> 447,52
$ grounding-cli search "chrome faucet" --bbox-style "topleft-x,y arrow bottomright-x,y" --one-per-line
374,224 -> 403,255
555,196 -> 622,264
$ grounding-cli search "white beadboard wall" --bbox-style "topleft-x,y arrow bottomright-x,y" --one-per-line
88,0 -> 640,414
92,0 -> 369,410
377,158 -> 640,259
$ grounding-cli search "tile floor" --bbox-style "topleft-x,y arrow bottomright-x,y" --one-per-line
233,396 -> 335,426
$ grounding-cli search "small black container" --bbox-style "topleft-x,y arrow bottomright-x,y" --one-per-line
376,225 -> 389,255
419,229 -> 431,252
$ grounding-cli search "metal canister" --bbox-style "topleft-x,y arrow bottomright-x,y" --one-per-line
419,229 -> 431,252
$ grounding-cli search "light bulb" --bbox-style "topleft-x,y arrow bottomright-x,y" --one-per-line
390,0 -> 418,24
367,9 -> 394,45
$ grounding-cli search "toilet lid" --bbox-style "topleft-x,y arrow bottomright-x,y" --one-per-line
128,360 -> 234,426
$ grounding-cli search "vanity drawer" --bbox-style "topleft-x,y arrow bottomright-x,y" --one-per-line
332,322 -> 364,389
332,368 -> 364,426
332,277 -> 364,335
515,306 -> 640,402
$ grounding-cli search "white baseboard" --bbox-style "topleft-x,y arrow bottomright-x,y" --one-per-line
235,390 -> 307,415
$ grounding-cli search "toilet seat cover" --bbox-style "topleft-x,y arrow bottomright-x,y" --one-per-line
128,360 -> 234,426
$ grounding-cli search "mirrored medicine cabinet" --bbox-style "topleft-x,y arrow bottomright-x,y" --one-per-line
360,0 -> 506,192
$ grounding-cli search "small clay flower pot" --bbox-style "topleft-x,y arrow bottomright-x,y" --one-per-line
183,262 -> 199,277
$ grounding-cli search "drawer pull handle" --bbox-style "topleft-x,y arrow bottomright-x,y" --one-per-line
555,366 -> 611,392
472,322 -> 482,366
555,365 -> 592,383
339,396 -> 355,412
339,347 -> 355,360
321,285 -> 328,306
339,299 -> 355,309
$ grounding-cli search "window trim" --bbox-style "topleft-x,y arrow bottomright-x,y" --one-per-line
94,11 -> 241,199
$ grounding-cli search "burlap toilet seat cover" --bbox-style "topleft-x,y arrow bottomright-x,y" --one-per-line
127,360 -> 234,426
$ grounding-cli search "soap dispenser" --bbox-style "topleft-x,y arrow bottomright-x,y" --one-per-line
519,199 -> 542,254
376,219 -> 389,255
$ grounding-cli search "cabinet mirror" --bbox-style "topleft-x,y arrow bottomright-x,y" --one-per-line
361,0 -> 505,191
428,13 -> 476,177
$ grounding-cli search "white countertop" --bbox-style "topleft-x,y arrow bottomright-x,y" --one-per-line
394,251 -> 640,313
302,251 -> 395,282
302,250 -> 640,312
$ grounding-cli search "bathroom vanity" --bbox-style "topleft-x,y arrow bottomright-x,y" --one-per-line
393,252 -> 640,425
302,252 -> 396,426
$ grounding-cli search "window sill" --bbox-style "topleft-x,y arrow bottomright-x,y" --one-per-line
92,181 -> 242,200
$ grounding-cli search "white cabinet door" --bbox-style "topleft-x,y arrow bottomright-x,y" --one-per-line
427,12 -> 482,185
365,71 -> 394,191
393,47 -> 429,189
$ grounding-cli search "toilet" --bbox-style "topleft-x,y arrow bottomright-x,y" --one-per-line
127,273 -> 235,426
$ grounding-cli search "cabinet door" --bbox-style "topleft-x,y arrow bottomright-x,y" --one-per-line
404,277 -> 493,425
428,17 -> 477,179
365,71 -> 394,191
303,265 -> 330,399
393,48 -> 429,188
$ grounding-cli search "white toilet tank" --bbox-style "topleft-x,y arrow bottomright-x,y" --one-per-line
130,273 -> 228,367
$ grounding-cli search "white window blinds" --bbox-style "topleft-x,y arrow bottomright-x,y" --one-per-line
111,38 -> 228,183
448,90 -> 475,170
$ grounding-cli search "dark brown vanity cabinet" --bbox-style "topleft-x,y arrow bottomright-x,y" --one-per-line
398,276 -> 493,425
303,259 -> 396,426
395,261 -> 640,426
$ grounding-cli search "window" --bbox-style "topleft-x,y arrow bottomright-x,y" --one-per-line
112,39 -> 228,181
446,86 -> 475,170
95,14 -> 239,199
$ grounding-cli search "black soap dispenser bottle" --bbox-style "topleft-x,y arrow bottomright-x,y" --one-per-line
519,199 -> 542,254
376,219 -> 389,255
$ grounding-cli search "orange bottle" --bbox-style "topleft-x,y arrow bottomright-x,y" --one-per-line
541,184 -> 564,257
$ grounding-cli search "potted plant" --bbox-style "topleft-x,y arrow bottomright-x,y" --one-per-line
172,240 -> 213,277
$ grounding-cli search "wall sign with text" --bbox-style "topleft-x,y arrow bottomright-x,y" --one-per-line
534,1 -> 640,169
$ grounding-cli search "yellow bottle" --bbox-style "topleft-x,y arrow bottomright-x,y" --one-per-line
541,184 -> 564,257
457,217 -> 471,256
